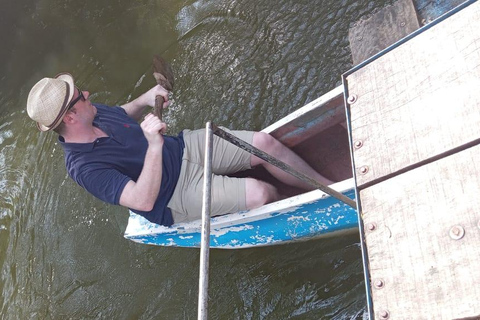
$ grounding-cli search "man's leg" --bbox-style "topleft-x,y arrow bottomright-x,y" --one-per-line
170,128 -> 324,222
251,132 -> 334,190
245,178 -> 281,209
169,129 -> 280,222
168,164 -> 279,222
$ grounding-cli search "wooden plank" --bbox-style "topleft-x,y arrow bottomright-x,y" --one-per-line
346,1 -> 480,188
348,0 -> 420,65
361,144 -> 480,319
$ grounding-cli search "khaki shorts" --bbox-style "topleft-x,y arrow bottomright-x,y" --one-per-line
167,128 -> 254,223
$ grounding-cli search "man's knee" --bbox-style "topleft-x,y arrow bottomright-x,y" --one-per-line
253,132 -> 277,151
251,132 -> 282,166
245,178 -> 279,209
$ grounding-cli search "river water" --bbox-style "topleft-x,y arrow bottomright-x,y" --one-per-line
1,0 -> 395,318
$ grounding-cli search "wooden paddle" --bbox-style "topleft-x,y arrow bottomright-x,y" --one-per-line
152,55 -> 174,120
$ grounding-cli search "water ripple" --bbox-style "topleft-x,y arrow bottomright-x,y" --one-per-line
2,0 -> 397,318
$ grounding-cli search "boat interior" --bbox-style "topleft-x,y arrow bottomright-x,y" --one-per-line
231,86 -> 353,198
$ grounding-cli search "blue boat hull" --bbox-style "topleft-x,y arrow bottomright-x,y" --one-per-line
125,189 -> 358,249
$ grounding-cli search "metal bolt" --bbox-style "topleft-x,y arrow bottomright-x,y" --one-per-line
373,279 -> 384,289
347,94 -> 358,104
357,35 -> 363,41
400,21 -> 406,27
354,140 -> 363,149
379,310 -> 390,319
366,222 -> 376,231
449,225 -> 465,240
359,166 -> 369,174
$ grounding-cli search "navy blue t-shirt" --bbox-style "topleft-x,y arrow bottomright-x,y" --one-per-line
59,104 -> 184,226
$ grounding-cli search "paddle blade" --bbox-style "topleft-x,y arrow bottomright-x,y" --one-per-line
153,55 -> 174,91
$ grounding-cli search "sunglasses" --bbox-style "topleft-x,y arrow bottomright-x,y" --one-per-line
67,87 -> 86,110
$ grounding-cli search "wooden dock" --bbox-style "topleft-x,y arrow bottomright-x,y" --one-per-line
344,0 -> 480,318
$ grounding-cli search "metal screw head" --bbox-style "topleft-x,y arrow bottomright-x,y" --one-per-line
373,279 -> 384,289
379,310 -> 390,319
347,94 -> 357,104
449,225 -> 465,240
366,222 -> 376,231
400,21 -> 406,27
354,140 -> 363,149
359,166 -> 369,174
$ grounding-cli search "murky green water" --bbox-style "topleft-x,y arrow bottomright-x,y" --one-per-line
1,0 -> 395,318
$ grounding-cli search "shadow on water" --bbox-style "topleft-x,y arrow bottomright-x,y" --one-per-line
1,0 -> 398,318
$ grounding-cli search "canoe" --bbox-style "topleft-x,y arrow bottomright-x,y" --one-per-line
124,85 -> 358,248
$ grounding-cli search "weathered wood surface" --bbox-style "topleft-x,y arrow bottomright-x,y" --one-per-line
346,0 -> 480,188
348,0 -> 420,65
361,145 -> 480,319
346,1 -> 480,318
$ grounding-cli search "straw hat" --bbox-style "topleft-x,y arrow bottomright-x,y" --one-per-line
27,73 -> 75,131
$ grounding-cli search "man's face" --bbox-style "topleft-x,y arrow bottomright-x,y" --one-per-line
68,87 -> 97,120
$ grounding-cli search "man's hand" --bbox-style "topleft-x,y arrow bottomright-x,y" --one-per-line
121,84 -> 170,121
145,84 -> 170,110
141,113 -> 167,147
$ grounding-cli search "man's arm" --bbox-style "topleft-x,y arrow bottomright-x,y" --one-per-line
119,114 -> 166,211
120,85 -> 169,121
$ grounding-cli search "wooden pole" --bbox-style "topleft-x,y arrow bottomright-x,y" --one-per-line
212,124 -> 357,209
198,122 -> 213,320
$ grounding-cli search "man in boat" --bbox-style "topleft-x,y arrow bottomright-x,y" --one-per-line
26,73 -> 333,226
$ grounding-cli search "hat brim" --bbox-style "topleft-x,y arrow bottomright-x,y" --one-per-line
38,73 -> 75,131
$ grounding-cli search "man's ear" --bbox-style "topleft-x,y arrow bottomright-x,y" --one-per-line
63,111 -> 75,124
